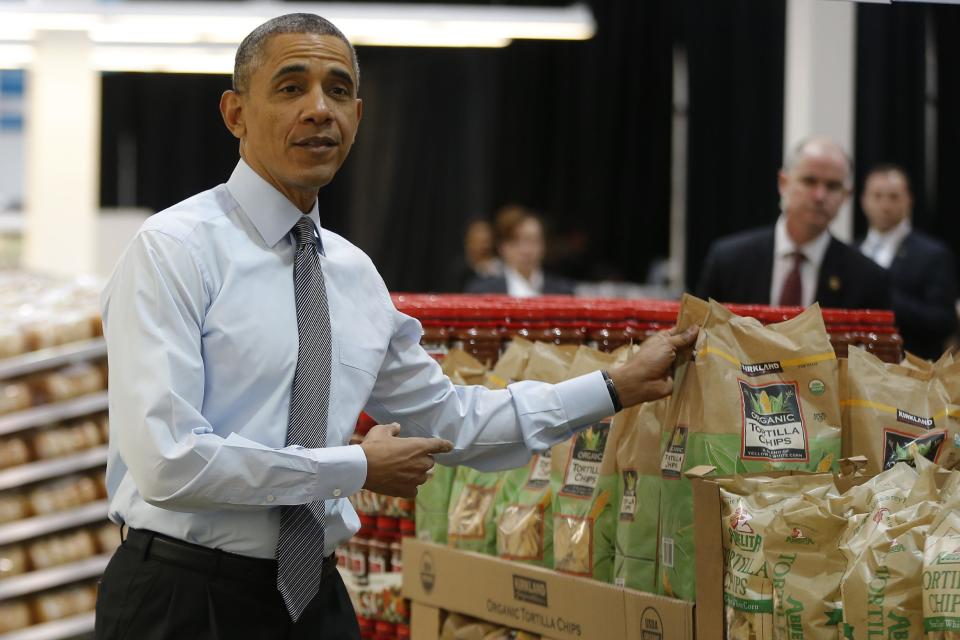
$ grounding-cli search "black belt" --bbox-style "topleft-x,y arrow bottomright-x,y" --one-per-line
124,528 -> 337,585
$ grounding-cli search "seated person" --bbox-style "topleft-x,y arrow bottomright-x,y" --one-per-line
466,205 -> 575,296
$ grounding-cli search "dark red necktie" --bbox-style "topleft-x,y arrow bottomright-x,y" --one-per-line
778,251 -> 805,306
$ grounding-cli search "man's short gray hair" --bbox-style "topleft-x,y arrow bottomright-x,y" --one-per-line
782,136 -> 853,185
233,13 -> 360,94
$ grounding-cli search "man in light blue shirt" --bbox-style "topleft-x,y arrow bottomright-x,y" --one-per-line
95,13 -> 696,640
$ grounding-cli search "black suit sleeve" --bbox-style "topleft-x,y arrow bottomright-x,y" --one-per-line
695,245 -> 722,301
892,247 -> 959,337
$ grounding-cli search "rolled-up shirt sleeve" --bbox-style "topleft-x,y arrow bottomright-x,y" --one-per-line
102,230 -> 366,513
363,309 -> 615,471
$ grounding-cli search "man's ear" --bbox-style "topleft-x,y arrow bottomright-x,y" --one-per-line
354,98 -> 364,142
220,90 -> 245,140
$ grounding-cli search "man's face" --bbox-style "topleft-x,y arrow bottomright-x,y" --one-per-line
221,33 -> 362,210
861,171 -> 911,233
778,145 -> 850,238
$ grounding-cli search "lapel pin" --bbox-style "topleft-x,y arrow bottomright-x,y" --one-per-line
829,276 -> 842,291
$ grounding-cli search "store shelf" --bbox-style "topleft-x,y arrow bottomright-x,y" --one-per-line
0,500 -> 108,547
0,393 -> 108,438
0,339 -> 106,381
0,554 -> 110,600
0,446 -> 108,492
0,612 -> 95,640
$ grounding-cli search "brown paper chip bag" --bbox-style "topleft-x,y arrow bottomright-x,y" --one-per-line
658,297 -> 841,601
442,349 -> 488,386
521,342 -> 578,384
488,337 -> 534,388
923,498 -> 960,639
763,493 -> 849,639
841,499 -> 939,639
551,346 -> 620,582
718,474 -> 836,640
843,346 -> 960,474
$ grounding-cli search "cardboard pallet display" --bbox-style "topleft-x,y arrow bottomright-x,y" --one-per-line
403,538 -> 693,640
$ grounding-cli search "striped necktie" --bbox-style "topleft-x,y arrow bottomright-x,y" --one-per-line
277,216 -> 332,622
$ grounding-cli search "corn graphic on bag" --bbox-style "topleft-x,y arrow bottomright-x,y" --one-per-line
843,346 -> 960,475
658,298 -> 842,601
614,399 -> 668,592
718,475 -> 835,640
923,498 -> 960,639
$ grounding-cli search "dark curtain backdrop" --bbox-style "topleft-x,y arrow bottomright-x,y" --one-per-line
101,1 -> 674,292
854,4 -> 927,238
681,0 -> 787,290
855,2 -> 960,284
934,6 -> 960,283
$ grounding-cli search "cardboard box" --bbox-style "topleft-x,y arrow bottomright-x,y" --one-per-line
403,538 -> 693,640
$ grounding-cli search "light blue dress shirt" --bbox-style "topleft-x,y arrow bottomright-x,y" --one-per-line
101,160 -> 614,559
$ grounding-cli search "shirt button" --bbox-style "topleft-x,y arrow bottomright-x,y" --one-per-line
332,488 -> 342,498
265,495 -> 275,503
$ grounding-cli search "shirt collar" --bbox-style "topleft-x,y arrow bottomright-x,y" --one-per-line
774,214 -> 831,267
864,218 -> 912,248
503,266 -> 544,297
225,159 -> 325,254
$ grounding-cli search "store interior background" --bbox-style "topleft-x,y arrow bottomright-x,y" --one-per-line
1,0 -> 959,299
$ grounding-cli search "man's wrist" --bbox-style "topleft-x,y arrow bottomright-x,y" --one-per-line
600,369 -> 623,413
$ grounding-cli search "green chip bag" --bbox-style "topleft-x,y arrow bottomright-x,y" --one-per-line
614,399 -> 668,592
448,466 -> 522,555
416,463 -> 457,544
497,450 -> 554,566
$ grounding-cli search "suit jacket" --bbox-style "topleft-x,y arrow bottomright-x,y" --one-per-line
465,273 -> 576,296
696,226 -> 892,310
859,230 -> 958,359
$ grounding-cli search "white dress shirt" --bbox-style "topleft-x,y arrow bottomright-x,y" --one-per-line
861,219 -> 911,269
769,215 -> 832,308
504,266 -> 544,297
101,160 -> 613,559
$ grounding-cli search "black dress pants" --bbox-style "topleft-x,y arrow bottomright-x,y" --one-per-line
94,530 -> 360,640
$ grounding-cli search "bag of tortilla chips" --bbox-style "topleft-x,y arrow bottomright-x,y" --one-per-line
719,474 -> 836,640
923,498 -> 960,639
763,492 -> 849,640
448,466 -> 523,555
659,297 -> 841,601
843,346 -> 960,474
551,346 -> 622,582
417,463 -> 457,543
614,398 -> 668,592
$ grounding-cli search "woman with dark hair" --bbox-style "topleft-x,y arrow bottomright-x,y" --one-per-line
465,205 -> 575,296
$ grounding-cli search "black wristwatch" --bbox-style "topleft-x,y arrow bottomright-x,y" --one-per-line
600,370 -> 623,413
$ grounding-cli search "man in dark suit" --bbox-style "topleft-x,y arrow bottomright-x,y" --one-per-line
696,137 -> 891,311
859,164 -> 958,359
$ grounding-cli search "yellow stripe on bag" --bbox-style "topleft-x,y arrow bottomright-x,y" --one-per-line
934,407 -> 960,421
698,346 -> 741,366
840,398 -> 897,414
781,352 -> 837,367
699,346 -> 836,368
